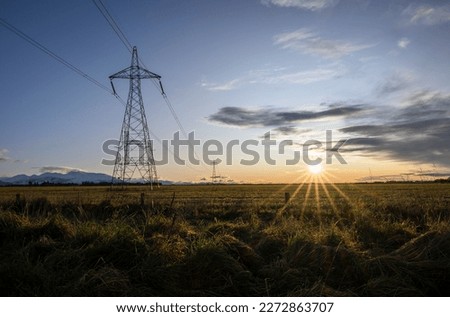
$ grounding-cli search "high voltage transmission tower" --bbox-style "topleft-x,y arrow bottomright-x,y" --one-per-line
110,46 -> 160,187
210,160 -> 222,183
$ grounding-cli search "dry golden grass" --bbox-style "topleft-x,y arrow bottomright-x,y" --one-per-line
0,183 -> 449,296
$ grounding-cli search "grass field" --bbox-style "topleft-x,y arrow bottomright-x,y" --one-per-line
1,183 -> 449,296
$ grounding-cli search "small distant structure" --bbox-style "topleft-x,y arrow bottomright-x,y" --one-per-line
210,160 -> 223,183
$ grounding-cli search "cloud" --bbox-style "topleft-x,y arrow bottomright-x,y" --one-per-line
397,90 -> 450,120
35,166 -> 83,174
274,28 -> 374,59
272,126 -> 312,136
201,64 -> 345,91
201,79 -> 241,91
208,104 -> 365,127
416,171 -> 450,178
397,37 -> 410,49
0,149 -> 10,162
257,66 -> 345,84
262,0 -> 338,11
339,90 -> 450,167
375,71 -> 415,96
404,4 -> 450,25
0,149 -> 26,164
341,118 -> 450,137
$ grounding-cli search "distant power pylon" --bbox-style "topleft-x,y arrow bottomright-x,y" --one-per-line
211,160 -> 222,183
110,46 -> 159,187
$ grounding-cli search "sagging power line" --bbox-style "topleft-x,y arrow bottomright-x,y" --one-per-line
91,0 -> 132,53
93,0 -> 208,174
91,0 -> 190,139
2,7 -> 208,181
0,17 -> 172,159
0,17 -> 113,95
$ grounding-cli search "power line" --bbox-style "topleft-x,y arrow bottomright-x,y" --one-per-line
0,17 -> 131,112
148,78 -> 188,137
92,1 -> 208,172
0,17 -> 142,142
163,93 -> 188,137
0,16 -> 197,172
91,0 -> 191,139
0,17 -> 113,95
91,0 -> 132,53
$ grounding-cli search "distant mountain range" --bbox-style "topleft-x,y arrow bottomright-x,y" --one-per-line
0,171 -> 179,186
0,171 -> 113,185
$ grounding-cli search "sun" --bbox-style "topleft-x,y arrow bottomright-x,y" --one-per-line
308,163 -> 323,175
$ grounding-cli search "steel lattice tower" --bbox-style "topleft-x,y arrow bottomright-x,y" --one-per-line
211,159 -> 221,183
110,46 -> 159,187
211,160 -> 217,183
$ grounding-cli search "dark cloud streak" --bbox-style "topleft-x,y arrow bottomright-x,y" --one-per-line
272,126 -> 312,136
339,91 -> 450,167
208,104 -> 365,128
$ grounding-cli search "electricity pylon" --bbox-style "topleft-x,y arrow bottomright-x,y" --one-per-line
211,159 -> 221,183
110,46 -> 159,187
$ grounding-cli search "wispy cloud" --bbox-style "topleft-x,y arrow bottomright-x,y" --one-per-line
0,149 -> 9,162
274,28 -> 374,59
375,70 -> 415,96
0,149 -> 24,164
208,104 -> 365,128
397,37 -> 410,49
202,64 -> 345,91
340,90 -> 450,167
201,78 -> 241,91
35,166 -> 84,174
262,0 -> 338,11
397,90 -> 450,120
404,4 -> 450,25
256,66 -> 346,84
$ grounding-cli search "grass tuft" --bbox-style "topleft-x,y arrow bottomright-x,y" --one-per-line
0,183 -> 449,296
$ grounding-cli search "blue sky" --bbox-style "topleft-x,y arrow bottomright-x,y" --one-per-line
1,0 -> 450,182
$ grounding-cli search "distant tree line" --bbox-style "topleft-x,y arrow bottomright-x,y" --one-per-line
434,177 -> 450,183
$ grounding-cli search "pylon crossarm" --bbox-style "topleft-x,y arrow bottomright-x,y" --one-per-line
138,68 -> 161,79
109,67 -> 161,80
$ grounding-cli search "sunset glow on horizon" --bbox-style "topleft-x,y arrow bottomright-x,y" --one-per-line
1,0 -> 450,183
